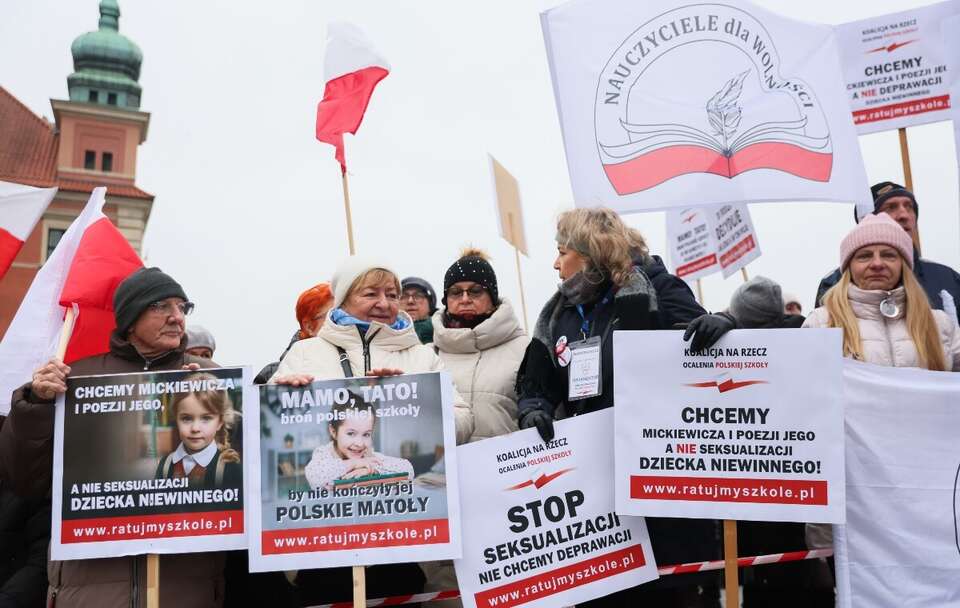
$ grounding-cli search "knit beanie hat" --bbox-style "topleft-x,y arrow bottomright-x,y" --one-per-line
113,267 -> 188,335
331,255 -> 399,309
443,248 -> 499,305
840,213 -> 914,270
728,276 -> 784,329
401,276 -> 438,314
872,181 -> 917,217
185,325 -> 216,352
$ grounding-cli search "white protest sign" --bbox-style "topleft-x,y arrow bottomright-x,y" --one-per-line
52,368 -> 248,560
834,362 -> 960,608
541,0 -> 869,212
245,372 -> 462,571
454,409 -> 658,608
613,329 -> 845,523
667,203 -> 760,280
666,207 -> 720,280
836,0 -> 960,135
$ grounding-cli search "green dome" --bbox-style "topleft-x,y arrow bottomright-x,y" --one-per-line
67,0 -> 143,109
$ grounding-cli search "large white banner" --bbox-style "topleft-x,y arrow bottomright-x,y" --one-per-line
613,329 -> 845,523
944,15 -> 960,184
836,0 -> 960,135
541,0 -> 869,213
667,203 -> 760,280
454,410 -> 658,608
835,362 -> 960,608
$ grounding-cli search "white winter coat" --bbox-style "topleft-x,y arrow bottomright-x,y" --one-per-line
432,299 -> 529,442
271,311 -> 474,444
803,284 -> 960,371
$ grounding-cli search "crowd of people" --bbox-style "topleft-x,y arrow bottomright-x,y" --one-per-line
0,181 -> 958,607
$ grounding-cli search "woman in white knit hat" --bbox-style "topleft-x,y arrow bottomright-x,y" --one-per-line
803,213 -> 960,370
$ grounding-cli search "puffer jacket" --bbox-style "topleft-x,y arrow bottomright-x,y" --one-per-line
421,300 -> 528,608
803,284 -> 960,370
271,311 -> 474,443
432,299 -> 528,442
0,333 -> 222,608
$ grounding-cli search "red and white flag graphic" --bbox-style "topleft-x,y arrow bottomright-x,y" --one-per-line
316,22 -> 390,173
0,188 -> 142,414
0,181 -> 57,279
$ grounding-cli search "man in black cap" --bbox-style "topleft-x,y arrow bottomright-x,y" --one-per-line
401,276 -> 437,344
0,267 -> 230,607
814,182 -> 960,323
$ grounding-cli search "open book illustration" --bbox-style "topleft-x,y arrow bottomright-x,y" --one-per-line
600,71 -> 833,193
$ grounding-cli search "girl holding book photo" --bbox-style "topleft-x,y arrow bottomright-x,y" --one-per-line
305,401 -> 414,490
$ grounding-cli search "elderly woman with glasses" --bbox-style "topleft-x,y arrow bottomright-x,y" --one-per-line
0,267 -> 229,608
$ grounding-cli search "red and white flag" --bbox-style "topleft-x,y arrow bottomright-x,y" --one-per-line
0,188 -> 142,414
0,180 -> 57,279
316,22 -> 390,173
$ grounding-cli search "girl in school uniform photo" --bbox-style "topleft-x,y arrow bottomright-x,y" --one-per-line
305,401 -> 414,490
155,372 -> 242,489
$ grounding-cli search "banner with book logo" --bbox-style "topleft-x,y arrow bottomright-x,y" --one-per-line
454,410 -> 658,608
541,0 -> 869,212
835,362 -> 960,607
245,372 -> 461,571
52,367 -> 248,560
836,0 -> 959,134
613,330 -> 845,523
667,203 -> 760,280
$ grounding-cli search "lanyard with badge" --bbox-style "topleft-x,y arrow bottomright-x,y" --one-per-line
564,287 -> 615,401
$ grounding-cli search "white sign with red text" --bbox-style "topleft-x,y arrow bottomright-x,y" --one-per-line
667,203 -> 760,280
613,329 -> 845,523
836,0 -> 960,134
454,410 -> 658,608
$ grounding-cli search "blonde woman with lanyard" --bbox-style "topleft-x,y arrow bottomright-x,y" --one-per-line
515,207 -> 721,607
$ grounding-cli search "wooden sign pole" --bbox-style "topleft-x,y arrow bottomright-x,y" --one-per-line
695,279 -> 705,306
507,213 -> 530,333
723,519 -> 739,608
897,127 -> 922,254
740,267 -> 749,282
353,565 -> 366,608
147,554 -> 160,608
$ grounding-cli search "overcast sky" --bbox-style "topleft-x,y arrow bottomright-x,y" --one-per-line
2,0 -> 958,367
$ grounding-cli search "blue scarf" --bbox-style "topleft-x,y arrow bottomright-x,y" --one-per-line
330,308 -> 410,332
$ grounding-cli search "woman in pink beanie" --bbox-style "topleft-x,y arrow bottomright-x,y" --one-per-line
803,213 -> 960,371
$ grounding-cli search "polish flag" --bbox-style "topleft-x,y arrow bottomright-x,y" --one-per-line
0,181 -> 57,279
0,188 -> 142,414
316,22 -> 390,173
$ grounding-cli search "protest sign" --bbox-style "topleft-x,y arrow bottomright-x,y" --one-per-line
836,0 -> 959,135
667,203 -> 760,280
541,0 -> 869,213
245,372 -> 461,571
454,409 -> 657,608
489,154 -> 528,256
835,362 -> 960,607
945,15 -> 960,196
52,367 -> 247,560
613,329 -> 844,523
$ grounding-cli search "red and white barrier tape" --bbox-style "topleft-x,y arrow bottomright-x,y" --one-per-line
309,548 -> 835,608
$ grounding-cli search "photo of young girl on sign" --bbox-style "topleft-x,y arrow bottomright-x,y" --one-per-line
305,401 -> 414,490
155,372 -> 242,489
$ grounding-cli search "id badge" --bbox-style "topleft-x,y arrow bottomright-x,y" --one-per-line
567,336 -> 602,401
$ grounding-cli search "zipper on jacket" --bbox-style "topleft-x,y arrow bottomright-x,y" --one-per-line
47,560 -> 62,608
359,327 -> 382,375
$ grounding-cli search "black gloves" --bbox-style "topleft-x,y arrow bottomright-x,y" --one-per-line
519,409 -> 555,443
683,312 -> 737,352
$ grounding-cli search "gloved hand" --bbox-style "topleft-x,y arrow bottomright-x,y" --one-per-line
683,312 -> 737,352
519,409 -> 555,443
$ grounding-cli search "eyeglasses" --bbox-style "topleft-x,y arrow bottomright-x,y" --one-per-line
447,286 -> 487,300
146,300 -> 195,316
401,292 -> 427,303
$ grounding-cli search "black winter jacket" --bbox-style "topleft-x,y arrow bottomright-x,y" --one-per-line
642,255 -> 707,327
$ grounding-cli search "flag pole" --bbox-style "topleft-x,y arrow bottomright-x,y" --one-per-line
723,519 -> 740,608
55,307 -> 76,360
341,170 -> 357,256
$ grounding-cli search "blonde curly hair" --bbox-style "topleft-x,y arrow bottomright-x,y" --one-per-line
555,207 -> 649,287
